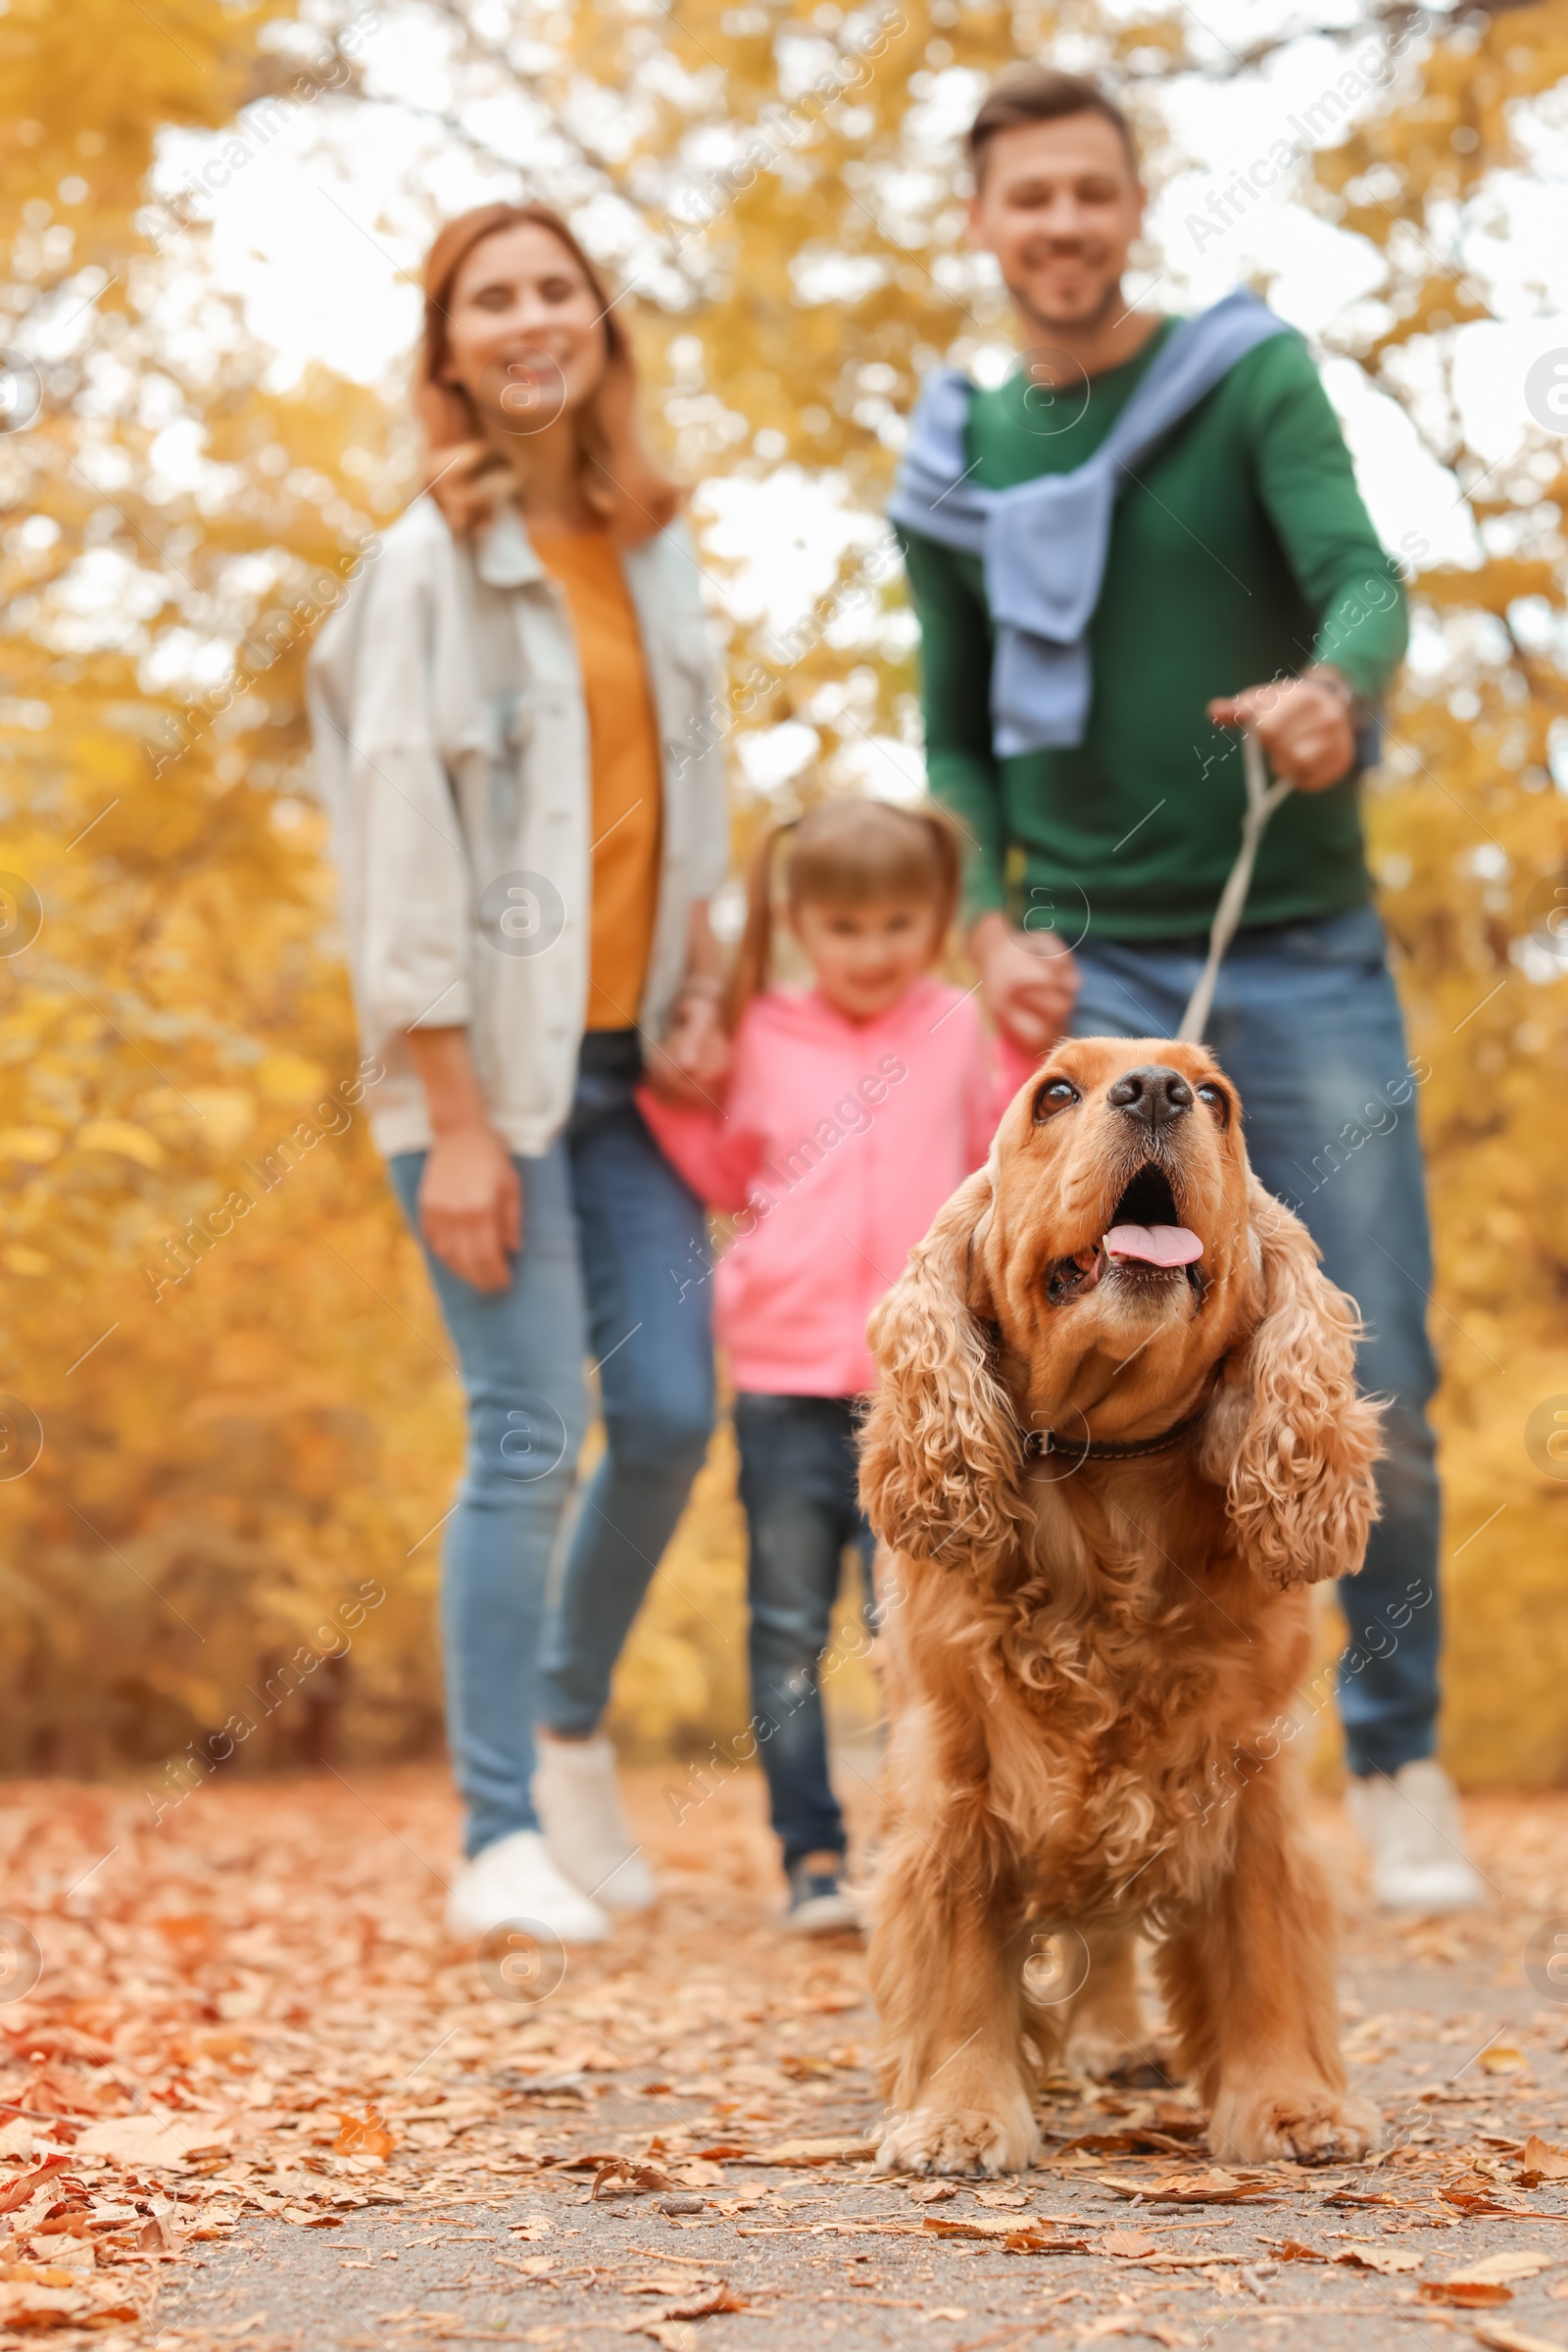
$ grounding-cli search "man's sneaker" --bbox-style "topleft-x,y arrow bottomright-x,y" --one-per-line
1345,1759 -> 1486,1912
533,1733 -> 656,1914
784,1850 -> 859,1936
447,1829 -> 610,1942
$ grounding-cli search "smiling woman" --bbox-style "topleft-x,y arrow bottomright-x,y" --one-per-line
307,200 -> 734,1950
413,203 -> 678,544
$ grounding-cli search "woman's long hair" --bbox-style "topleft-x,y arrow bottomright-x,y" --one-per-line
728,797 -> 963,1032
415,202 -> 678,542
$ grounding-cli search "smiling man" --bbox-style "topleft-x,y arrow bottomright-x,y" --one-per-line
891,65 -> 1480,1912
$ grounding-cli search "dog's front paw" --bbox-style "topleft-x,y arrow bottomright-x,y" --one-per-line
1208,2086 -> 1379,2167
876,2098 -> 1037,2178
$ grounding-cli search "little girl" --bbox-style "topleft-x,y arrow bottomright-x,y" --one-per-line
639,797 -> 1016,1934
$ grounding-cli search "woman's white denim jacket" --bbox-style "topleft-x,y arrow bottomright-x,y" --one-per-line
308,496 -> 727,1159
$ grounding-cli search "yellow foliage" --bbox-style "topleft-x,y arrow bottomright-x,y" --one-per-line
0,0 -> 1563,1786
76,1119 -> 164,1167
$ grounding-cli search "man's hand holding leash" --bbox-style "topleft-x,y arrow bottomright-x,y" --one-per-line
1208,664 -> 1359,797
976,665 -> 1358,1059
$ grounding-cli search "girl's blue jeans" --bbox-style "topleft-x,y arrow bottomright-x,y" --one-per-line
733,1393 -> 875,1870
389,1032 -> 714,1859
1070,902 -> 1443,1779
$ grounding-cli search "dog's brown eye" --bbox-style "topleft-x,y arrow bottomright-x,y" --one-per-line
1197,1084 -> 1230,1127
1033,1078 -> 1080,1120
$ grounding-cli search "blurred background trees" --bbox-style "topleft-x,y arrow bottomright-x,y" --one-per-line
0,0 -> 1563,1784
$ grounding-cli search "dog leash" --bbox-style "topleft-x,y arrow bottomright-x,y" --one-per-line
1174,727 -> 1293,1045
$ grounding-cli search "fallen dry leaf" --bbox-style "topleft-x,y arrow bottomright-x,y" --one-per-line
908,2181 -> 957,2204
31,2236 -> 95,2275
1337,2242 -> 1424,2275
1102,2230 -> 1161,2259
1272,2239 -> 1327,2263
1423,2281 -> 1516,2309
0,2278 -> 138,2328
1473,2323 -> 1568,2352
922,2215 -> 1041,2241
667,2159 -> 725,2189
73,2115 -> 222,2166
594,2160 -> 675,2201
920,2216 -> 1087,2255
1519,2139 -> 1568,2188
749,2136 -> 876,2166
1059,2130 -> 1200,2157
1099,2169 -> 1276,2206
0,2159 -> 68,2218
661,2286 -> 747,2320
1448,2253 -> 1554,2287
624,2285 -> 746,2351
333,2109 -> 397,2160
1144,2107 -> 1204,2138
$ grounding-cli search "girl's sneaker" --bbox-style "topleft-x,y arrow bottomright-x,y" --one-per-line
533,1734 -> 657,1914
447,1829 -> 609,1942
785,1850 -> 859,1936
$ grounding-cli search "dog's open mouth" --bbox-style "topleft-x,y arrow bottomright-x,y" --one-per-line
1046,1162 -> 1204,1304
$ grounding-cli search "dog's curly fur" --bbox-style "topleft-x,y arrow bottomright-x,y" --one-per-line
859,1038 -> 1383,2177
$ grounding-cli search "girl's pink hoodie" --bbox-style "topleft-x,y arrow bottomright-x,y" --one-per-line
638,976 -> 1021,1396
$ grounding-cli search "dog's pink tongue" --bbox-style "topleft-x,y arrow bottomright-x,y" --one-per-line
1103,1223 -> 1203,1267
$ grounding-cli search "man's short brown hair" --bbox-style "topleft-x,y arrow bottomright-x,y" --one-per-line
967,67 -> 1139,180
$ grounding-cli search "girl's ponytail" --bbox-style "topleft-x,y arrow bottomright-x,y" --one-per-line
727,820 -> 793,1034
919,805 -> 963,947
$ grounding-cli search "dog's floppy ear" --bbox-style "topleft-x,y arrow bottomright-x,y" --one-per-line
858,1167 -> 1030,1575
1201,1175 -> 1382,1589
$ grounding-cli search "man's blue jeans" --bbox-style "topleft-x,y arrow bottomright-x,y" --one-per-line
1070,902 -> 1442,1778
388,1033 -> 714,1858
733,1394 -> 876,1868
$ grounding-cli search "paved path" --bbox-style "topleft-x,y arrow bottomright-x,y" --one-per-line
152,1781 -> 1568,2352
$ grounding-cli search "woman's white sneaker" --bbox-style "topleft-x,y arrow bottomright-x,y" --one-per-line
1345,1759 -> 1485,1912
447,1829 -> 610,1941
533,1734 -> 656,1914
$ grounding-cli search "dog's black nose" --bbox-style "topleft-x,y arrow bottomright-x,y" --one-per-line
1107,1065 -> 1194,1127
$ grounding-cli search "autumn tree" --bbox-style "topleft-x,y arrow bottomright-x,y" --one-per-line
0,0 -> 451,1774
1,0 -> 1563,1779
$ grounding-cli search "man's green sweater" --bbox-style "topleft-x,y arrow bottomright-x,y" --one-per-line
899,321 -> 1408,941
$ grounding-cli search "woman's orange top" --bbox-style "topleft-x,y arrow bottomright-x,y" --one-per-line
531,527 -> 663,1032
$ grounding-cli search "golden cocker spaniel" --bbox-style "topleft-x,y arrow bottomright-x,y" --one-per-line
859,1037 -> 1383,2176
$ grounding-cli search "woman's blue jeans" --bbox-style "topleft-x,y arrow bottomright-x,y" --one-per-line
1070,902 -> 1443,1779
389,1034 -> 714,1858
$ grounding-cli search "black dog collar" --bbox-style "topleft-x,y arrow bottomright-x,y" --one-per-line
1022,1399 -> 1210,1464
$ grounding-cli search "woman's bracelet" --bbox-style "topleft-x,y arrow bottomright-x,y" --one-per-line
673,974 -> 724,1005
